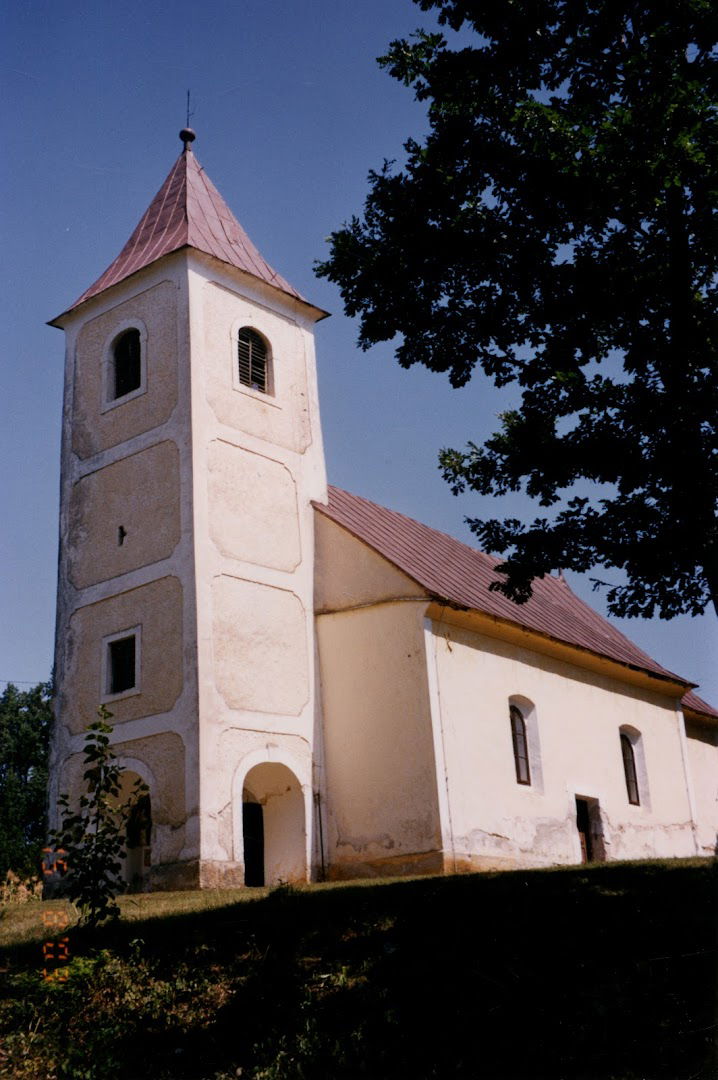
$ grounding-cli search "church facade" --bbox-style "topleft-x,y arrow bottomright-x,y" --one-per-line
48,132 -> 718,890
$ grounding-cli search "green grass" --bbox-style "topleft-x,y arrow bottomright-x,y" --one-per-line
0,859 -> 716,1079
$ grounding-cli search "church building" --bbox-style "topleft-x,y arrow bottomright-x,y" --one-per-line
48,131 -> 718,890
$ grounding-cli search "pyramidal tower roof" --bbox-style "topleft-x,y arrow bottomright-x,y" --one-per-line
54,129 -> 325,322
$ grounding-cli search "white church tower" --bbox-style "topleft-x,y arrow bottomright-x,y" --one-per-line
49,129 -> 329,888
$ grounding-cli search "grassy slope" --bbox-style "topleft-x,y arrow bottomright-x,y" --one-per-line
0,859 -> 716,1080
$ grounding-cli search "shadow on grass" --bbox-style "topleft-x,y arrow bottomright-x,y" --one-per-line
1,859 -> 716,1079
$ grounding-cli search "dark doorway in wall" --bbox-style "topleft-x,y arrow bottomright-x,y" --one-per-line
243,801 -> 264,886
125,791 -> 151,891
575,796 -> 605,864
576,798 -> 593,862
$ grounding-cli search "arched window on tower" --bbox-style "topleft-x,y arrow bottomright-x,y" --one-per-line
510,703 -> 531,785
112,328 -> 142,400
620,732 -> 640,805
237,327 -> 270,394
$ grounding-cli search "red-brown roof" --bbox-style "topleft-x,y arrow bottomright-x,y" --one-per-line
60,146 -> 318,317
682,690 -> 718,720
316,486 -> 717,718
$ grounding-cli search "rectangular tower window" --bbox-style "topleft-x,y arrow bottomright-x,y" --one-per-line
108,635 -> 136,694
102,626 -> 141,700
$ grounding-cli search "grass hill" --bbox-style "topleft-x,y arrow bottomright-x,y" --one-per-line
0,858 -> 716,1079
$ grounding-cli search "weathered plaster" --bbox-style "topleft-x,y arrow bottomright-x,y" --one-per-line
58,731 -> 187,878
67,441 -> 181,588
212,575 -> 309,714
72,281 -> 178,459
429,613 -> 698,866
685,718 -> 718,855
314,513 -> 426,613
64,576 -> 183,732
203,279 -> 313,454
316,600 -> 442,874
207,440 -> 301,570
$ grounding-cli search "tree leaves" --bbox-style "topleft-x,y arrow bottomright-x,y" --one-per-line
50,706 -> 148,927
316,0 -> 718,618
0,680 -> 51,878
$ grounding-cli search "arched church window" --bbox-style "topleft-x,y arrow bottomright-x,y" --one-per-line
238,327 -> 270,393
510,704 -> 531,785
620,732 -> 640,805
112,328 -> 142,400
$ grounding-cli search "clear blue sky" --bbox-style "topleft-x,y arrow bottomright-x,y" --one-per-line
2,0 -> 716,705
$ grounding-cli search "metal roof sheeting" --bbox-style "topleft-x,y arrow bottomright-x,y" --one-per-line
316,486 -> 717,720
67,148 -> 307,313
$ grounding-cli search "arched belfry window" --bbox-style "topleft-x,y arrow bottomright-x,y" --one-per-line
238,327 -> 270,394
620,732 -> 640,805
112,328 -> 142,400
510,704 -> 531,785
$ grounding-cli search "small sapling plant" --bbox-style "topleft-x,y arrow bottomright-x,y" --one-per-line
50,705 -> 148,927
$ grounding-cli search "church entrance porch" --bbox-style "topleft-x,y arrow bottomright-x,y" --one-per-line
241,763 -> 306,887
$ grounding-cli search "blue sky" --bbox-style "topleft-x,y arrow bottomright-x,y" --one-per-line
2,0 -> 716,705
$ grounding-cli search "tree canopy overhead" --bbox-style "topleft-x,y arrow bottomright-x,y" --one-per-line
317,0 -> 718,619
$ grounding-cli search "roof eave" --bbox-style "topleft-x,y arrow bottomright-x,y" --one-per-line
312,498 -> 696,697
424,598 -> 697,698
49,244 -> 331,328
186,248 -> 330,322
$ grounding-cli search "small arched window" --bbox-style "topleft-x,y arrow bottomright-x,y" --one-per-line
510,704 -> 531,785
238,327 -> 269,393
620,732 -> 640,805
112,328 -> 142,400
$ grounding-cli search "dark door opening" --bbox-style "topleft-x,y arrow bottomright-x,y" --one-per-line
575,797 -> 594,863
575,796 -> 606,864
125,792 -> 152,891
243,802 -> 264,886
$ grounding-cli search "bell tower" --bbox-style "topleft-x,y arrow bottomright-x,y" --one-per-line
49,130 -> 329,888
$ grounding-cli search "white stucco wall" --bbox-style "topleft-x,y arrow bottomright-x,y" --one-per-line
317,600 -> 443,878
427,615 -> 698,868
52,248 -> 328,889
685,718 -> 718,855
186,256 -> 327,884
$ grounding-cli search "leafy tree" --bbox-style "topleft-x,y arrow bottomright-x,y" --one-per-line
317,0 -> 718,619
50,707 -> 148,926
0,680 -> 52,878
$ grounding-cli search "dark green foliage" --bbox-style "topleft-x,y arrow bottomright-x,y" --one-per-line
0,680 -> 52,878
316,1 -> 718,619
0,860 -> 715,1078
50,707 -> 148,927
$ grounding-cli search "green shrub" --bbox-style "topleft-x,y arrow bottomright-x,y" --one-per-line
49,708 -> 147,927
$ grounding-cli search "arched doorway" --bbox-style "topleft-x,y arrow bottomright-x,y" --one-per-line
241,763 -> 306,887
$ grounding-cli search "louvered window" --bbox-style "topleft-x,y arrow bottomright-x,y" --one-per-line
238,328 -> 269,393
620,733 -> 640,805
510,704 -> 531,785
